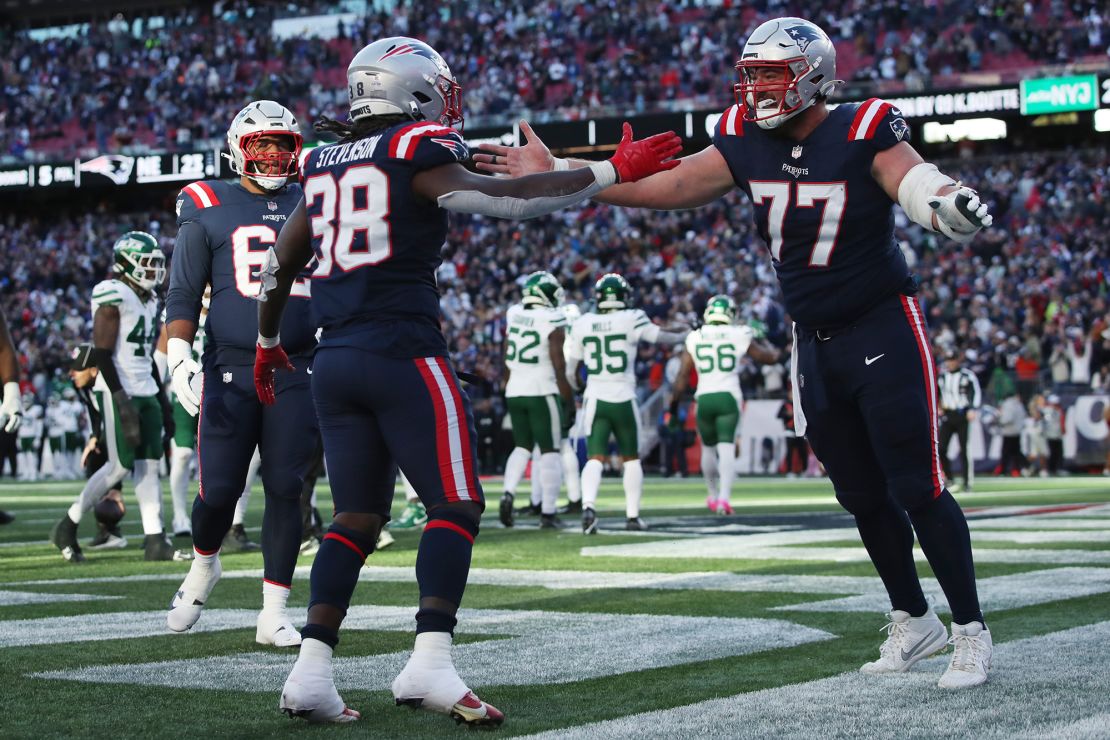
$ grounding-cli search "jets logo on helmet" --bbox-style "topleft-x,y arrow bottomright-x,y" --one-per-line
703,294 -> 738,325
522,271 -> 564,308
594,273 -> 631,313
347,37 -> 463,128
112,231 -> 166,294
735,17 -> 842,130
225,100 -> 303,192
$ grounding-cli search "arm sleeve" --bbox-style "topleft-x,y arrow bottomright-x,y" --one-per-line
165,220 -> 211,324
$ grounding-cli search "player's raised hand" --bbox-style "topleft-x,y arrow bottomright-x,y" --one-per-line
254,343 -> 294,405
927,186 -> 993,243
473,120 -> 554,177
608,123 -> 683,184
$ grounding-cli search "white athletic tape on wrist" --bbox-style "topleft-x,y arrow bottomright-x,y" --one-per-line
897,162 -> 955,232
553,158 -> 570,172
257,334 -> 281,349
167,337 -> 193,372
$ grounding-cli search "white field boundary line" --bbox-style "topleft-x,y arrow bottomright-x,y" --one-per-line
524,620 -> 1110,739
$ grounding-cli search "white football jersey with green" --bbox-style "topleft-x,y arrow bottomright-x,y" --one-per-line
91,279 -> 159,397
567,309 -> 660,403
504,303 -> 566,398
685,324 -> 754,400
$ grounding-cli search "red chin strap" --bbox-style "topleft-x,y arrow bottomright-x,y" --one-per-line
437,75 -> 464,130
733,58 -> 810,124
241,130 -> 304,178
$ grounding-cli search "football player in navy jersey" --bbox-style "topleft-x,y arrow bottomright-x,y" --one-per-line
478,17 -> 994,689
164,100 -> 317,648
253,37 -> 680,726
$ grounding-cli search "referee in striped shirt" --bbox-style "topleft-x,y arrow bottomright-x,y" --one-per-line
938,349 -> 981,492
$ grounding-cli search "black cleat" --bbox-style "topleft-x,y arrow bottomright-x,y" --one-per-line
582,507 -> 598,535
0,510 -> 14,525
498,492 -> 514,528
51,516 -> 86,562
222,523 -> 261,552
539,514 -> 563,530
144,532 -> 187,561
558,500 -> 582,515
625,517 -> 649,531
515,502 -> 542,517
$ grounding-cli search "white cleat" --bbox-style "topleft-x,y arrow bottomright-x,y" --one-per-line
938,621 -> 992,689
281,651 -> 360,723
167,556 -> 222,633
860,608 -> 948,674
392,656 -> 504,727
256,611 -> 303,647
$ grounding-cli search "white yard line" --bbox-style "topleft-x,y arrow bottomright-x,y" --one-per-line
524,620 -> 1110,739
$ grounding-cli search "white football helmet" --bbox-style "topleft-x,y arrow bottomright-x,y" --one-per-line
346,37 -> 463,128
735,17 -> 842,130
225,100 -> 303,192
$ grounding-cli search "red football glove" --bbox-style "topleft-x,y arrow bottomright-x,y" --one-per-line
607,122 -> 683,183
254,343 -> 294,405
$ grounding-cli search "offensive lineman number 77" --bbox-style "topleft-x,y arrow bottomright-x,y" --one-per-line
749,181 -> 846,267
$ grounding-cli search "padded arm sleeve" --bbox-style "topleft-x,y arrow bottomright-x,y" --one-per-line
437,162 -> 617,220
897,162 -> 955,231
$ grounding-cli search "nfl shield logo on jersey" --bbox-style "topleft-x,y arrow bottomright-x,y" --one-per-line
223,371 -> 233,383
791,145 -> 803,159
267,201 -> 278,212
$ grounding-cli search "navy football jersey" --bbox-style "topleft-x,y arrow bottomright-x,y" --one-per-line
166,179 -> 316,368
713,98 -> 915,329
301,121 -> 469,358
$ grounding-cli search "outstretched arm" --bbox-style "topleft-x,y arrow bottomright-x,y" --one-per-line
416,123 -> 681,219
474,119 -> 734,210
257,200 -> 314,341
874,141 -> 992,243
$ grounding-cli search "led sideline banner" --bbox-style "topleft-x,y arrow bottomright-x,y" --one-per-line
3,76 -> 1106,193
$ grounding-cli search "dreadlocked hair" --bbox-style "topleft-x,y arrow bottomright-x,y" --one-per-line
313,114 -> 414,143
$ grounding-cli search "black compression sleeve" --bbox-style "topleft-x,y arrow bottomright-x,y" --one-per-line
93,348 -> 122,393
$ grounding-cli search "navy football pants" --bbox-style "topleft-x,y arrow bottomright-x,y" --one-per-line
195,362 -> 318,583
796,294 -> 982,623
310,348 -> 485,517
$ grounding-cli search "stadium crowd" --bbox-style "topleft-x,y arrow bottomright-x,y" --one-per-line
4,147 -> 1108,415
2,0 -> 1107,161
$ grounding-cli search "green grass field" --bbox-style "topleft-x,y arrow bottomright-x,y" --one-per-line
1,475 -> 1109,738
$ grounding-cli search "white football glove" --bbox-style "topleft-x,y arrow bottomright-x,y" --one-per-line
927,186 -> 992,244
0,382 -> 21,433
168,337 -> 202,417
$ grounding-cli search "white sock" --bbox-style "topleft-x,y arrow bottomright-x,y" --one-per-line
192,549 -> 218,567
561,440 -> 581,503
502,446 -> 530,494
170,444 -> 194,531
701,445 -> 719,501
539,452 -> 562,515
581,458 -> 603,510
412,630 -> 453,665
133,459 -> 165,536
299,636 -> 334,665
67,459 -> 127,524
262,580 -> 291,615
622,459 -> 643,518
530,447 -> 542,506
716,442 -> 736,505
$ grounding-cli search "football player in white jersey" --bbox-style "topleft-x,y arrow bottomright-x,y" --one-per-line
500,271 -> 575,529
672,295 -> 779,514
51,231 -> 179,563
565,273 -> 688,532
17,392 -> 41,481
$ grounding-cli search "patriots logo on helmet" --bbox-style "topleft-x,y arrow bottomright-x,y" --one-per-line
379,42 -> 441,64
784,25 -> 822,53
431,137 -> 469,160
